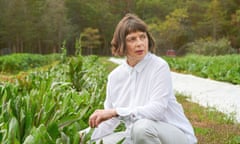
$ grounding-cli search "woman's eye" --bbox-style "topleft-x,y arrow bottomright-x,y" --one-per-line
127,37 -> 136,42
131,37 -> 136,41
140,34 -> 146,40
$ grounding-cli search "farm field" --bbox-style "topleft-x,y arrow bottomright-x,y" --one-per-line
164,54 -> 240,85
0,54 -> 240,144
1,1 -> 240,143
0,54 -> 107,144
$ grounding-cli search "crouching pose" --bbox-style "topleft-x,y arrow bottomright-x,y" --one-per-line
88,13 -> 197,144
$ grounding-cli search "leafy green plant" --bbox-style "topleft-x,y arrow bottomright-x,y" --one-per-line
0,55 -> 107,143
0,53 -> 61,74
164,54 -> 240,84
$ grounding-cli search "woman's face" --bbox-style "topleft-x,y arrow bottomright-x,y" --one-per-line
125,31 -> 149,66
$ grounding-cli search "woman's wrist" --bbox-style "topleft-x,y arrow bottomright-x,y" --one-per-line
110,109 -> 118,118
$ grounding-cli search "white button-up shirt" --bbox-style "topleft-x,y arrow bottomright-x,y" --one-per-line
92,53 -> 197,144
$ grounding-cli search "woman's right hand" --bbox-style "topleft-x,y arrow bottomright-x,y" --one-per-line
88,109 -> 117,128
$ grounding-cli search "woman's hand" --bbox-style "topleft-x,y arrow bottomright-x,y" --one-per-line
89,109 -> 117,128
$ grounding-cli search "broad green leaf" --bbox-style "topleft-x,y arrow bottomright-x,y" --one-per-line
8,117 -> 20,144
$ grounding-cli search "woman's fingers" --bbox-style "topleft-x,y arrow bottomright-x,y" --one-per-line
89,114 -> 97,128
89,110 -> 102,128
88,109 -> 116,128
95,116 -> 101,127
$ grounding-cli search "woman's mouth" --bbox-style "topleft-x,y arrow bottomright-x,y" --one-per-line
136,50 -> 144,55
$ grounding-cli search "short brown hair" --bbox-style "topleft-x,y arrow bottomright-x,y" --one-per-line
111,13 -> 155,56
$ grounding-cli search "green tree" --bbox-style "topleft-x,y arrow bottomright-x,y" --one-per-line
65,0 -> 129,55
136,0 -> 175,20
42,0 -> 71,53
204,0 -> 227,40
1,0 -> 240,55
80,27 -> 101,55
157,8 -> 191,55
185,0 -> 208,38
24,0 -> 47,53
230,9 -> 240,49
0,0 -> 28,53
0,0 -> 72,54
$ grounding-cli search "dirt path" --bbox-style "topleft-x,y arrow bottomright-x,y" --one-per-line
171,72 -> 240,123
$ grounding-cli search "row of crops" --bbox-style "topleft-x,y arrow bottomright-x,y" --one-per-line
0,53 -> 61,74
0,55 -> 107,144
164,54 -> 240,85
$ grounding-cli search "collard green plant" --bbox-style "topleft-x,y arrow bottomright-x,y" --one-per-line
164,54 -> 240,84
0,53 -> 61,74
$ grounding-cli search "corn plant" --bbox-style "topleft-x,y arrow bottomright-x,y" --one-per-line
0,55 -> 107,144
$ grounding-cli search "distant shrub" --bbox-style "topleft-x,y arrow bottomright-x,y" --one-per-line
187,38 -> 235,56
0,53 -> 61,73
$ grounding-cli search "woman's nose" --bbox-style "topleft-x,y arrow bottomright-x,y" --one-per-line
136,37 -> 143,45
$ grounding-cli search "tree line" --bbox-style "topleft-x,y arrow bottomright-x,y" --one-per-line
0,0 -> 240,56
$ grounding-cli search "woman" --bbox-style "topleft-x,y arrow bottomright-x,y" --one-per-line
88,13 -> 197,144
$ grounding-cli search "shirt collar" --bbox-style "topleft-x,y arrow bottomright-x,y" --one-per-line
124,52 -> 152,73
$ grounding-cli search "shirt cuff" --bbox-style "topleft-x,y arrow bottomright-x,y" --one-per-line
116,108 -> 140,126
116,107 -> 132,116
